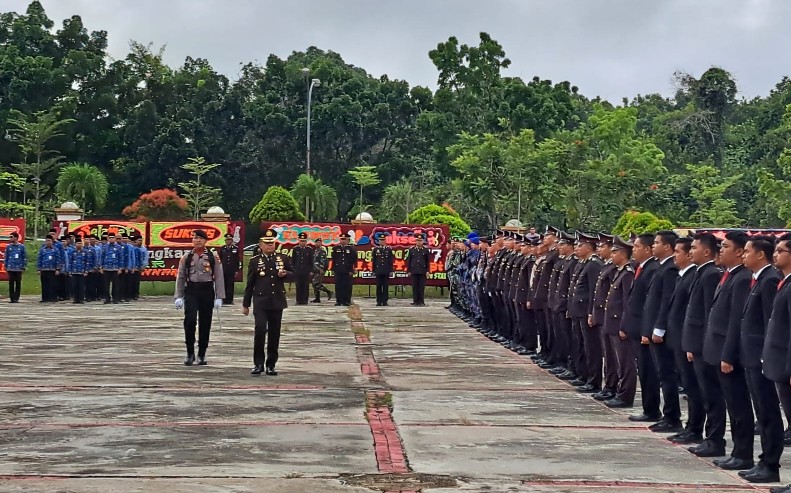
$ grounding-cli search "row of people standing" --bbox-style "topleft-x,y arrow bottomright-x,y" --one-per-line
450,227 -> 791,487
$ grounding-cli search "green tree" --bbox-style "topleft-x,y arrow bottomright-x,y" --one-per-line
178,156 -> 222,220
249,186 -> 305,223
379,178 -> 432,223
347,165 -> 381,217
612,210 -> 674,236
290,173 -> 338,221
686,162 -> 743,227
56,163 -> 109,216
407,204 -> 472,237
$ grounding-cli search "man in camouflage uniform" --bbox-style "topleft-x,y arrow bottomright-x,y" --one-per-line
445,238 -> 462,311
310,238 -> 333,303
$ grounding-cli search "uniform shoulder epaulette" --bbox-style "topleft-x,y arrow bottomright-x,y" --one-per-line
625,265 -> 634,272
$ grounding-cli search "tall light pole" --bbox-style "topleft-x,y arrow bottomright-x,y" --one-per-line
302,68 -> 321,219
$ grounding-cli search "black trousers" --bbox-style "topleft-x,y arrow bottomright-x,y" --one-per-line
132,271 -> 141,299
746,367 -> 784,468
253,306 -> 283,368
40,270 -> 56,302
294,273 -> 311,304
375,274 -> 390,305
70,275 -> 86,303
651,341 -> 680,421
674,347 -> 704,434
335,272 -> 352,305
552,311 -> 570,368
222,270 -> 236,303
720,365 -> 755,460
534,308 -> 548,356
184,282 -> 214,357
602,330 -> 619,394
581,321 -> 603,389
776,381 -> 791,426
103,270 -> 120,302
57,272 -> 68,299
411,273 -> 426,305
7,271 -> 22,302
693,358 -> 726,447
633,341 -> 661,416
518,306 -> 538,350
570,317 -> 587,380
86,272 -> 100,300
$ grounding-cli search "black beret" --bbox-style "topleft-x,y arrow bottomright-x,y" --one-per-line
193,230 -> 208,240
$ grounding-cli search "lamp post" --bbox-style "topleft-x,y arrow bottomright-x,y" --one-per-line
302,68 -> 321,219
32,177 -> 40,241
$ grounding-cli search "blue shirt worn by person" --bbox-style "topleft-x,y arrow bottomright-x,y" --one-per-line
4,243 -> 26,272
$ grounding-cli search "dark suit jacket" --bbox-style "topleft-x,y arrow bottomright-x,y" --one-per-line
604,264 -> 634,335
242,253 -> 295,310
660,265 -> 695,350
591,262 -> 617,326
703,264 -> 751,366
763,275 -> 791,382
372,246 -> 394,275
682,262 -> 720,355
624,258 -> 659,339
533,249 -> 559,309
554,256 -> 577,313
569,256 -> 603,319
642,257 -> 679,338
291,245 -> 314,275
739,266 -> 781,368
515,257 -> 534,304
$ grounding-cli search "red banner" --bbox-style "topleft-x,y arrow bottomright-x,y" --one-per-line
55,220 -> 245,281
0,218 -> 25,281
261,222 -> 450,286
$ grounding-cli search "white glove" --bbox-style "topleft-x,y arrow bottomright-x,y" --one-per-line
214,298 -> 223,309
175,298 -> 184,309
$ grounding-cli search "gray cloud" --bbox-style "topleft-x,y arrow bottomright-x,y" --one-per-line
6,0 -> 791,101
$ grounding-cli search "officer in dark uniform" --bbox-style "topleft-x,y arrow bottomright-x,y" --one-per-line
332,233 -> 356,306
372,234 -> 394,306
219,233 -> 241,305
407,233 -> 431,306
291,232 -> 314,305
242,229 -> 294,376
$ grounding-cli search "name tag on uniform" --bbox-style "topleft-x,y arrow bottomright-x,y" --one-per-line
110,253 -> 116,259
14,254 -> 19,259
47,255 -> 53,261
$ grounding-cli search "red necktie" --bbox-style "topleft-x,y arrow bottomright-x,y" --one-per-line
750,278 -> 757,289
719,270 -> 730,286
779,278 -> 787,291
635,265 -> 643,280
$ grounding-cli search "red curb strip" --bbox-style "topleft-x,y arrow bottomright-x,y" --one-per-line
366,392 -> 409,474
522,479 -> 763,490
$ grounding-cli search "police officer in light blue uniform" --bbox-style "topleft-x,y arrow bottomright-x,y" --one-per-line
4,232 -> 26,303
100,233 -> 125,304
37,236 -> 59,302
67,236 -> 92,304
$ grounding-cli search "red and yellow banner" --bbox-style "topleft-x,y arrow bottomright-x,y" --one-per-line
0,218 -> 25,281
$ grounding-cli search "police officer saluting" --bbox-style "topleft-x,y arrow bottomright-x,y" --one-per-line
332,233 -> 356,306
242,229 -> 294,375
174,230 -> 225,366
291,232 -> 314,305
219,233 -> 240,305
373,233 -> 394,306
407,233 -> 431,306
4,232 -> 26,303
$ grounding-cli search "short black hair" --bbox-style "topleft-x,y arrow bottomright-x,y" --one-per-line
676,237 -> 692,253
777,233 -> 791,249
724,231 -> 749,250
636,233 -> 656,248
693,232 -> 718,254
655,230 -> 679,248
748,235 -> 776,260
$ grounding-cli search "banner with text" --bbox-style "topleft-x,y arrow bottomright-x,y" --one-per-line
0,218 -> 26,281
260,222 -> 450,286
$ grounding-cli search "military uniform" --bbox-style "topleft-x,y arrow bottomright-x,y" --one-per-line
407,238 -> 431,306
568,232 -> 604,392
372,241 -> 394,306
591,235 -> 619,400
3,233 -> 26,303
445,243 -> 462,310
243,228 -> 294,375
291,232 -> 314,305
219,234 -> 241,305
332,234 -> 356,306
311,240 -> 332,302
174,230 -> 225,365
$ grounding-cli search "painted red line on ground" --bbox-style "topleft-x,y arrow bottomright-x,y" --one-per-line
522,479 -> 763,490
398,422 -> 646,431
0,420 -> 365,430
0,384 -> 327,391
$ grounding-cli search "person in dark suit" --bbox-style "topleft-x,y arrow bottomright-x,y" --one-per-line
765,234 -> 791,493
242,229 -> 295,376
591,234 -> 619,402
535,228 -> 560,366
516,239 -> 538,354
332,233 -> 357,306
372,234 -> 394,306
291,232 -> 314,305
643,231 -> 682,432
703,231 -> 753,465
682,233 -> 725,458
603,236 -> 637,409
553,233 -> 578,381
219,233 -> 241,305
569,232 -> 603,393
623,233 -> 661,422
662,237 -> 705,444
407,233 -> 431,306
735,236 -> 783,483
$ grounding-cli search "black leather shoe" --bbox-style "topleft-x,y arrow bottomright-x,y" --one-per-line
628,413 -> 662,422
265,367 -> 278,376
770,485 -> 791,493
604,398 -> 632,408
197,356 -> 207,366
714,457 -> 754,470
785,427 -> 791,446
328,291 -> 333,300
739,463 -> 780,483
251,365 -> 263,375
558,372 -> 578,381
569,378 -> 587,386
184,354 -> 195,366
688,440 -> 725,457
311,299 -> 321,303
593,391 -> 615,401
668,431 -> 703,444
577,384 -> 600,393
538,362 -> 554,369
649,420 -> 684,433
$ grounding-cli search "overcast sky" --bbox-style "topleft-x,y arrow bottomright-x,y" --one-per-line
7,0 -> 791,102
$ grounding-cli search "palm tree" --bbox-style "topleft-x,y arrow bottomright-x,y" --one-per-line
56,164 -> 109,217
291,174 -> 338,221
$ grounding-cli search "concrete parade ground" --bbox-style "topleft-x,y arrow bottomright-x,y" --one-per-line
0,297 -> 787,492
